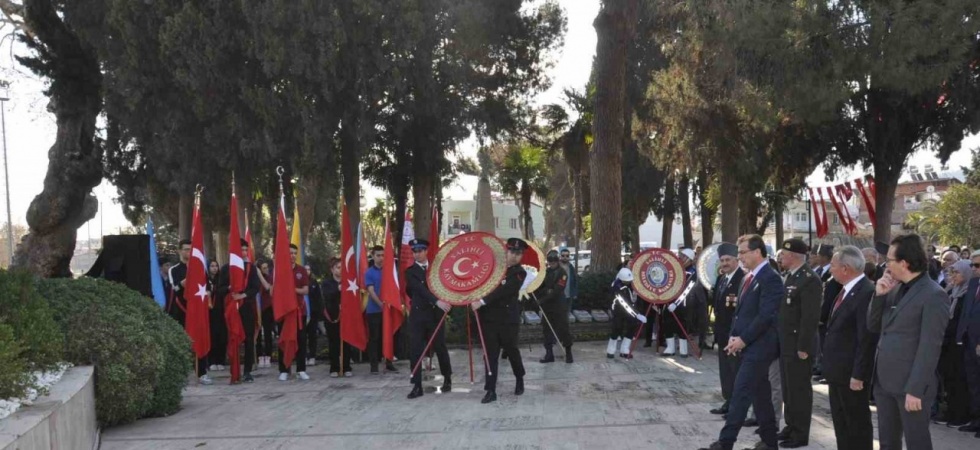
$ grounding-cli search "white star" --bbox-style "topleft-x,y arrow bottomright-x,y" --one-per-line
195,284 -> 208,302
471,260 -> 480,269
345,278 -> 359,294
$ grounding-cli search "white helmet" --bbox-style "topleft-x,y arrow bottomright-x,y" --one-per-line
616,267 -> 634,283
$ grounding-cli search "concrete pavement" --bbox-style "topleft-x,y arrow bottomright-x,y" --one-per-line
101,341 -> 978,449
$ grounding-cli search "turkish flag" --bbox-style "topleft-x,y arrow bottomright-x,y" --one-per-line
427,206 -> 439,265
184,199 -> 211,359
226,192 -> 246,383
272,197 -> 299,368
340,202 -> 368,351
381,220 -> 404,360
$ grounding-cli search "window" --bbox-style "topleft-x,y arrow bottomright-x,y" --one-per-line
832,214 -> 839,225
452,215 -> 461,227
509,218 -> 518,229
494,217 -> 499,228
794,212 -> 807,222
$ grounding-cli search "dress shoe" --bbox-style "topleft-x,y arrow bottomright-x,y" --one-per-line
565,345 -> 573,363
959,422 -> 980,432
696,441 -> 726,450
539,353 -> 555,363
643,341 -> 652,348
710,406 -> 729,415
776,428 -> 791,440
385,363 -> 399,373
778,440 -> 807,449
407,385 -> 424,399
744,442 -> 776,450
514,378 -> 524,396
947,419 -> 970,427
743,418 -> 759,427
662,352 -> 676,357
441,379 -> 452,393
481,391 -> 497,404
242,373 -> 254,383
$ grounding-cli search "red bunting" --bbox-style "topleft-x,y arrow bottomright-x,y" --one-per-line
854,179 -> 877,229
815,188 -> 830,238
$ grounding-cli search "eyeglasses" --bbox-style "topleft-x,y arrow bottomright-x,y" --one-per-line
886,257 -> 900,263
971,263 -> 980,268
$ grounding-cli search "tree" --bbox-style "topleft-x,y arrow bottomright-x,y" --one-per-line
8,0 -> 104,277
961,148 -> 980,189
590,0 -> 639,270
920,185 -> 980,247
495,143 -> 550,240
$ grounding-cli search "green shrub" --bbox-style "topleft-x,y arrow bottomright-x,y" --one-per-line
576,270 -> 617,311
0,270 -> 63,400
37,277 -> 191,426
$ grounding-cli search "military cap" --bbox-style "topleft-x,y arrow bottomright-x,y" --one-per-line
875,241 -> 889,256
782,238 -> 809,255
816,244 -> 834,258
409,239 -> 429,251
506,238 -> 528,252
717,242 -> 737,258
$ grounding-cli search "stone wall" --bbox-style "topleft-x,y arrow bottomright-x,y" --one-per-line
0,366 -> 97,450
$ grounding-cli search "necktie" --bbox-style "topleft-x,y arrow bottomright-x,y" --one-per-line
740,274 -> 754,299
831,288 -> 846,315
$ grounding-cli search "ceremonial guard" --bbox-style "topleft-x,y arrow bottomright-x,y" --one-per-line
471,238 -> 528,404
405,239 -> 453,399
776,238 -> 822,448
709,243 -> 745,416
533,250 -> 574,364
607,268 -> 643,359
214,239 -> 262,383
663,248 -> 702,357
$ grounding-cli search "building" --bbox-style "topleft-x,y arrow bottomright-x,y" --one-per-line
440,175 -> 546,241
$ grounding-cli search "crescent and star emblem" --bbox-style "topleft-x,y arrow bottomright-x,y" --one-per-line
451,257 -> 481,277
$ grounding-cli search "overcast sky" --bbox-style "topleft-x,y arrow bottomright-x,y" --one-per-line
0,0 -> 974,238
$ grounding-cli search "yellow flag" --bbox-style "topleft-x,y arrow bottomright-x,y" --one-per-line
290,190 -> 303,265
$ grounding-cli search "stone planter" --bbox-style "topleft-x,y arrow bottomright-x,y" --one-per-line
0,367 -> 97,450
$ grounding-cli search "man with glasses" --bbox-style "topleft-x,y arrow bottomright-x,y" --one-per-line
955,250 -> 980,437
558,248 -> 578,310
868,234 -> 949,450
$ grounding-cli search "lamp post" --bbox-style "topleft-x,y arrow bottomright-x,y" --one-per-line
0,81 -> 12,266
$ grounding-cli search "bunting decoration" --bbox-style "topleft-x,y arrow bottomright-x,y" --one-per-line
805,174 -> 878,237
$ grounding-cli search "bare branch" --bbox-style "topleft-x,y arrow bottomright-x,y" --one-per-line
0,0 -> 31,39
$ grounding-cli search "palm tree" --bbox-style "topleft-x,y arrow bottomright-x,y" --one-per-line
905,200 -> 941,245
496,144 -> 550,240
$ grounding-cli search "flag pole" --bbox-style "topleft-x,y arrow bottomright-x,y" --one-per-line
467,308 -> 474,384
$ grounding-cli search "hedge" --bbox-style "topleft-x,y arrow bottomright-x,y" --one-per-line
0,270 -> 63,400
37,277 -> 192,426
576,269 -> 618,311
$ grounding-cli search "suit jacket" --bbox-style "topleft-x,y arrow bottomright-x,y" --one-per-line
956,277 -> 980,345
730,262 -> 784,361
821,277 -> 878,385
481,264 -> 526,325
405,262 -> 439,312
819,269 -> 843,329
214,261 -> 262,306
712,268 -> 745,340
867,274 -> 950,397
533,265 -> 567,313
779,265 -> 823,355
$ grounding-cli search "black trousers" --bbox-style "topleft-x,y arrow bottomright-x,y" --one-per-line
874,380 -> 935,450
325,320 -> 352,374
610,307 -> 640,340
306,317 -> 321,360
366,312 -> 383,371
966,341 -> 980,418
828,382 -> 873,450
259,307 -> 276,357
278,321 -> 308,374
541,304 -> 572,348
940,342 -> 971,423
779,353 -> 814,441
717,334 -> 741,403
239,300 -> 257,374
720,352 -> 779,449
409,307 -> 452,386
483,322 -> 525,393
209,304 -> 227,366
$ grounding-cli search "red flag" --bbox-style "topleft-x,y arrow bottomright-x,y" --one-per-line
427,205 -> 439,265
380,220 -> 405,360
826,186 -> 852,235
816,188 -> 830,238
865,174 -> 876,199
835,184 -> 859,235
185,198 -> 211,359
399,212 -> 415,309
854,179 -> 877,229
244,209 -> 256,266
272,197 -> 300,368
807,188 -> 824,238
340,202 -> 368,351
225,191 -> 246,383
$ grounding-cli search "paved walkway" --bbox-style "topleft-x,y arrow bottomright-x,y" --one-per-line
102,341 -> 977,449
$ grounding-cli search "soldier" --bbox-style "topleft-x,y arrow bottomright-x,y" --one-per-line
776,238 -> 823,448
534,250 -> 573,364
663,248 -> 700,357
471,238 -> 528,404
709,243 -> 745,416
607,267 -> 643,359
405,239 -> 452,399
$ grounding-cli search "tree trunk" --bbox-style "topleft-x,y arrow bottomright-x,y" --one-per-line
738,189 -> 759,236
12,0 -> 104,277
679,176 -> 693,248
296,173 -> 322,250
720,169 -> 738,242
661,176 -> 676,249
214,231 -> 228,266
179,193 -> 192,240
340,128 -> 362,237
774,200 -> 784,248
589,0 -> 638,271
393,184 -> 408,249
872,160 -> 900,245
521,186 -> 533,240
413,173 -> 434,241
697,170 -> 715,245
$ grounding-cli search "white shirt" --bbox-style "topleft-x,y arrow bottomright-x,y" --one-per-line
750,260 -> 770,279
840,274 -> 866,300
819,264 -> 831,276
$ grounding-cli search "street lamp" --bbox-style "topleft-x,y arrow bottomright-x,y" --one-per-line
0,81 -> 13,265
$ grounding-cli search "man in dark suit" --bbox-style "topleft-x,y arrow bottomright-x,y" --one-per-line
700,234 -> 784,450
471,238 -> 528,404
868,234 -> 950,450
709,243 -> 745,416
405,239 -> 452,399
814,244 -> 842,382
823,246 -> 879,450
955,250 -> 980,436
775,239 -> 822,448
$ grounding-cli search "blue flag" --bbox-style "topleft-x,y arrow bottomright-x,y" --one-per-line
147,218 -> 167,308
